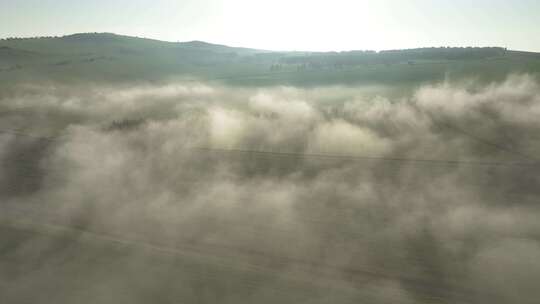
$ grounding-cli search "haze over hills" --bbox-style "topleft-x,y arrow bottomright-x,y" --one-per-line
2,31 -> 540,304
1,33 -> 539,86
3,0 -> 540,301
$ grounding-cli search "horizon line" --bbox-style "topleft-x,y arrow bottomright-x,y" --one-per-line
1,32 -> 538,54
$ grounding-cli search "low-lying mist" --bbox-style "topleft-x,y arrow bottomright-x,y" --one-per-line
1,75 -> 539,303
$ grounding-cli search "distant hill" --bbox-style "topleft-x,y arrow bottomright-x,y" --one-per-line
0,33 -> 263,56
1,33 -> 539,86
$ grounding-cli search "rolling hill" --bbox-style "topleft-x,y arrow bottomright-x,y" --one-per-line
1,33 -> 539,86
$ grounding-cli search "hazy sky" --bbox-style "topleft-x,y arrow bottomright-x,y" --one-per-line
2,0 -> 539,51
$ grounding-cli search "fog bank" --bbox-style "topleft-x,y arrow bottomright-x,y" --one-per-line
1,75 -> 539,303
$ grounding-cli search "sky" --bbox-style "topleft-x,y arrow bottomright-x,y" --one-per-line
1,0 -> 539,52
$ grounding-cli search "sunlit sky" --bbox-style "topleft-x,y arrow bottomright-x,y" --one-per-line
2,0 -> 539,51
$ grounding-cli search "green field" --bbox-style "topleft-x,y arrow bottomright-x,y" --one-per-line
1,33 -> 540,87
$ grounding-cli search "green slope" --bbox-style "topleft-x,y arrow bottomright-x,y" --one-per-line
1,33 -> 539,86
